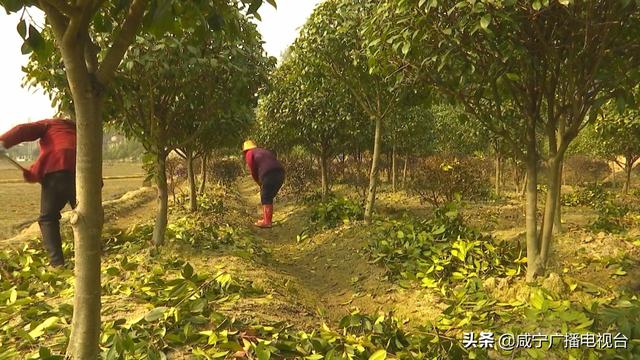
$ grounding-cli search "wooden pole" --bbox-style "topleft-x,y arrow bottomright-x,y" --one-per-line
1,154 -> 26,171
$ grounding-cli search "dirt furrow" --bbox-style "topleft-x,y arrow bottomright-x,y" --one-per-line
237,178 -> 442,326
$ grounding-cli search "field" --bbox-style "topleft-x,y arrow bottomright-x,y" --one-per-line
0,161 -> 145,239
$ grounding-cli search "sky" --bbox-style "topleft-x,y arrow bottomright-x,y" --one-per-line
0,9 -> 52,134
254,0 -> 321,60
0,0 -> 322,134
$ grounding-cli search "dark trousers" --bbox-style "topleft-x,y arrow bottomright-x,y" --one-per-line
39,171 -> 76,266
260,169 -> 285,205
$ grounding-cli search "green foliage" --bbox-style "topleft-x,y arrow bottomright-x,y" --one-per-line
0,244 -> 73,356
594,101 -> 640,162
429,104 -> 490,156
195,193 -> 225,214
100,261 -> 245,358
268,0 -> 410,209
409,156 -> 492,206
229,311 -> 480,360
19,0 -> 272,112
309,196 -> 364,230
0,218 -> 478,359
369,202 -> 524,290
366,0 -> 640,139
113,17 -> 270,157
0,214 -> 260,357
562,184 -> 609,207
256,44 -> 368,161
131,211 -> 261,256
2,210 -> 640,359
167,218 -> 234,251
559,184 -> 633,233
589,201 -> 631,234
418,277 -> 640,359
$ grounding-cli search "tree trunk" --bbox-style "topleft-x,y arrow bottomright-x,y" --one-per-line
539,156 -> 562,268
187,151 -> 197,212
611,161 -> 617,188
495,155 -> 502,197
388,153 -> 393,183
64,51 -> 104,359
199,153 -> 207,194
364,115 -> 383,223
554,161 -> 563,233
152,152 -> 169,246
525,121 -> 542,281
624,158 -> 632,195
391,142 -> 397,192
402,155 -> 408,188
320,151 -> 329,200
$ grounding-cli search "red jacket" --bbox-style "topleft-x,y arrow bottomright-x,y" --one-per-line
245,148 -> 283,185
0,119 -> 76,183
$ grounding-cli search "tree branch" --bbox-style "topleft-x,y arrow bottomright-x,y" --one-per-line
96,0 -> 148,87
38,0 -> 69,42
41,0 -> 77,17
83,32 -> 99,74
63,0 -> 96,46
174,149 -> 187,159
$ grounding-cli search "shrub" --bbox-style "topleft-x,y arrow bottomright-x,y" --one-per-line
279,154 -> 319,198
561,183 -> 609,207
197,193 -> 224,213
166,155 -> 187,179
564,155 -> 610,185
590,200 -> 631,234
409,155 -> 491,206
208,157 -> 242,185
336,154 -> 369,201
309,196 -> 364,230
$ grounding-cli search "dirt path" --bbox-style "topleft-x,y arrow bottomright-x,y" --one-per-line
236,178 -> 441,326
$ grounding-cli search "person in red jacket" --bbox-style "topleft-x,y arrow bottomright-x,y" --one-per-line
0,118 -> 76,267
243,140 -> 285,228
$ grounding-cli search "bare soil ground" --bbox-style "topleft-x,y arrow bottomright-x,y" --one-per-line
5,169 -> 638,341
229,178 -> 442,327
81,179 -> 444,331
201,179 -> 640,329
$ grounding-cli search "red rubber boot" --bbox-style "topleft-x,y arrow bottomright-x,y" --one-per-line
255,204 -> 273,228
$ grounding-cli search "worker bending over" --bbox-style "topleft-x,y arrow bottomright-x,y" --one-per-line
242,140 -> 285,228
0,118 -> 76,267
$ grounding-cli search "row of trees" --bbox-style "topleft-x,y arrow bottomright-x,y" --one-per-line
110,15 -> 273,246
571,99 -> 640,194
25,4 -> 274,247
258,0 -> 640,282
2,0 -> 274,357
367,0 -> 640,281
